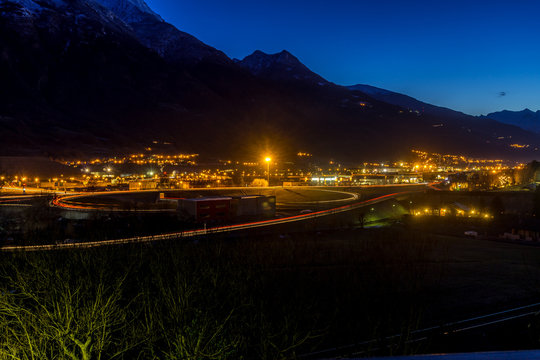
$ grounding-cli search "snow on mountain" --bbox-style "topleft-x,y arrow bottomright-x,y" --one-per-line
4,0 -> 41,12
0,0 -> 64,17
92,0 -> 229,64
2,0 -> 229,64
0,0 -> 138,39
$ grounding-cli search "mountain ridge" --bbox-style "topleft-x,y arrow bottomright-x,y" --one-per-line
237,49 -> 330,85
347,84 -> 471,119
1,0 -> 540,162
92,0 -> 230,64
481,109 -> 540,134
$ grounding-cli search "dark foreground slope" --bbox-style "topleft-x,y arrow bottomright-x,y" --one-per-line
2,227 -> 540,358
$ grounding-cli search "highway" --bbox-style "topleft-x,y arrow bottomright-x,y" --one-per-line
0,193 -> 47,207
1,185 -> 74,195
0,187 -> 422,252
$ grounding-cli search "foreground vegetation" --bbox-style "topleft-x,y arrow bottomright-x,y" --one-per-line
2,227 -> 540,359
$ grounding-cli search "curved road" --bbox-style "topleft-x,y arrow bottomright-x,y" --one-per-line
50,187 -> 360,212
1,187 -> 423,252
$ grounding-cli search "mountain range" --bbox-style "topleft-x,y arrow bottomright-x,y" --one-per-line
480,109 -> 540,135
1,0 -> 539,162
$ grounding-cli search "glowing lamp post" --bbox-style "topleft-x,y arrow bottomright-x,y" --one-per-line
265,157 -> 271,186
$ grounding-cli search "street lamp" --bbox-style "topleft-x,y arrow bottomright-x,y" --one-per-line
265,157 -> 271,186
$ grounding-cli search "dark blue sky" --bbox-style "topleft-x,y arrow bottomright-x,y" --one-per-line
146,0 -> 540,115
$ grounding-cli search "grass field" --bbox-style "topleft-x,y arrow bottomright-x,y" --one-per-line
2,225 -> 540,358
218,227 -> 540,325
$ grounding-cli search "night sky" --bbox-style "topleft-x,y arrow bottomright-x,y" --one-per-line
145,0 -> 540,116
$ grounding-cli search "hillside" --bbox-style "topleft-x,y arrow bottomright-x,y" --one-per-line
1,0 -> 539,162
481,109 -> 540,134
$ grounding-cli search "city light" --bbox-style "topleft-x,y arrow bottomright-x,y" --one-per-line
265,156 -> 271,185
0,149 -> 531,193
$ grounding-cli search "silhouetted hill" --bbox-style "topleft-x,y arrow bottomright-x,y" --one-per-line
347,84 -> 470,120
481,109 -> 540,134
347,84 -> 540,158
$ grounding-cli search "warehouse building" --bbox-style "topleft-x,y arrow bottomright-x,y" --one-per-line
177,195 -> 276,223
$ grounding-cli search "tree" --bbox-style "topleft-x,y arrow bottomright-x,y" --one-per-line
358,212 -> 366,229
0,255 -> 135,360
490,195 -> 505,218
518,160 -> 540,184
0,166 -> 6,190
533,187 -> 540,217
251,178 -> 268,187
231,171 -> 244,187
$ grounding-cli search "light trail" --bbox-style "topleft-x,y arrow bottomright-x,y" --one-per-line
1,186 -> 74,195
427,181 -> 443,191
275,188 -> 359,206
50,184 -> 424,212
0,188 -> 420,252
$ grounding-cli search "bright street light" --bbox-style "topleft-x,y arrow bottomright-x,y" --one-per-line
265,157 -> 271,185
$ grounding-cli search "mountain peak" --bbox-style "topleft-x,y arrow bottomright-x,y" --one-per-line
277,49 -> 293,57
238,49 -> 328,85
250,49 -> 292,57
92,0 -> 229,64
275,50 -> 302,65
484,109 -> 540,134
244,49 -> 296,59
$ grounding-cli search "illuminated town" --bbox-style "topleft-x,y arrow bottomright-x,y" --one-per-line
1,149 -> 528,192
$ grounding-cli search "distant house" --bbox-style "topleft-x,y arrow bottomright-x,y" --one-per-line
180,197 -> 232,223
128,181 -> 157,191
